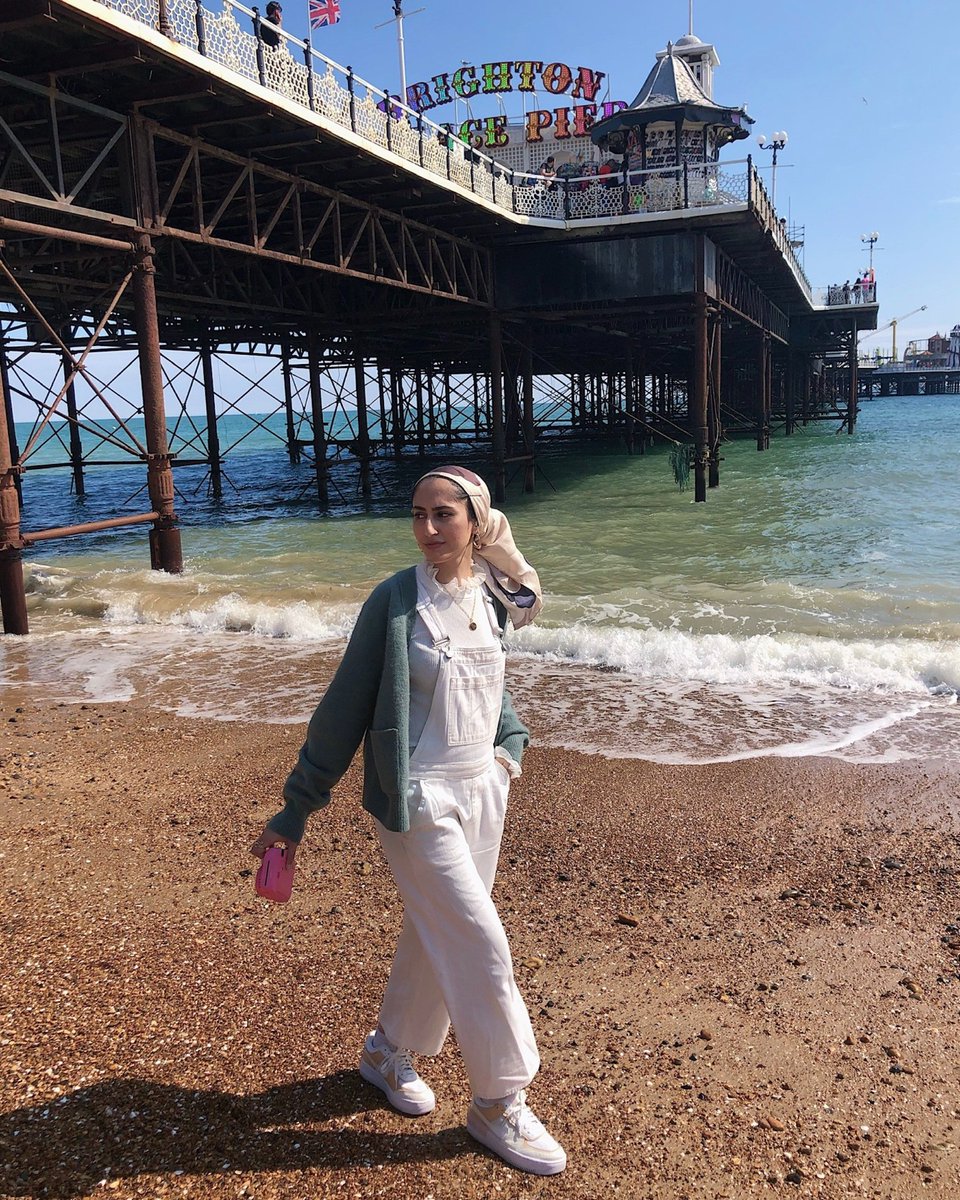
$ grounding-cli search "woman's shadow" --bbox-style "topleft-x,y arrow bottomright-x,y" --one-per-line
0,1070 -> 469,1197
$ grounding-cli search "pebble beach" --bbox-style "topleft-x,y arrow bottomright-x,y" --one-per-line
2,670 -> 959,1200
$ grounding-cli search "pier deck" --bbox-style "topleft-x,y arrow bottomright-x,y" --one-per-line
0,0 -> 877,633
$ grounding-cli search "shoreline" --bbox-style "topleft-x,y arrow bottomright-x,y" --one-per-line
2,692 -> 959,1198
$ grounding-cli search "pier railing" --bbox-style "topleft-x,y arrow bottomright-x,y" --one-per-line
96,0 -> 807,286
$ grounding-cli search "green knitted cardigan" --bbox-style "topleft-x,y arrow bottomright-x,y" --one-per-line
270,565 -> 529,840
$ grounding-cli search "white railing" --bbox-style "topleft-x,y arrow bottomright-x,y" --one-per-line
95,0 -> 781,237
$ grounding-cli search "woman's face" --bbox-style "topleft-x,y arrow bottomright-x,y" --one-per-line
411,478 -> 477,577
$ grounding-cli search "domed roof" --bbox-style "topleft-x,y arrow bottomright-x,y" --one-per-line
674,33 -> 703,47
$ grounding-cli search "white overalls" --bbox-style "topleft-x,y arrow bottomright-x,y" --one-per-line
375,565 -> 540,1099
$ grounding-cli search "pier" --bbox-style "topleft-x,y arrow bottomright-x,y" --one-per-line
0,0 -> 877,632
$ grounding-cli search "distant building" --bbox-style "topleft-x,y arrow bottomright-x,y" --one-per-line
946,325 -> 960,369
927,332 -> 949,356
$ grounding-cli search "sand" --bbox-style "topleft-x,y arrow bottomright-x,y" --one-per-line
1,692 -> 959,1199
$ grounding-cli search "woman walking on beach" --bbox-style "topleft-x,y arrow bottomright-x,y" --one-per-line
250,465 -> 566,1176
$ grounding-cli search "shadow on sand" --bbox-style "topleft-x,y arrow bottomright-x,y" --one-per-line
0,1070 -> 469,1197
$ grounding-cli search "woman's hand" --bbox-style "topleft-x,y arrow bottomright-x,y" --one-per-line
250,824 -> 299,868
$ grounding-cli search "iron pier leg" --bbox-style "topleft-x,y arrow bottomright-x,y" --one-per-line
60,328 -> 85,498
377,363 -> 388,446
415,368 -> 426,454
693,292 -> 709,502
757,333 -> 770,451
426,370 -> 436,445
847,323 -> 858,433
521,345 -> 535,493
282,337 -> 300,464
708,313 -> 721,487
0,327 -> 22,508
390,364 -> 403,457
624,349 -> 635,455
132,235 -> 182,574
307,331 -> 328,507
200,333 -> 223,498
784,351 -> 796,437
353,347 -> 372,499
444,369 -> 452,444
0,339 -> 28,634
489,315 -> 506,504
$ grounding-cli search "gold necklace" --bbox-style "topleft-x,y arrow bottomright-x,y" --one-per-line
443,578 -> 479,630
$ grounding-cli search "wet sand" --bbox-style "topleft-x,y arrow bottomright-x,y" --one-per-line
1,693 -> 959,1199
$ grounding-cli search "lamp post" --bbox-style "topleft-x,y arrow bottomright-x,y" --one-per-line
375,1 -> 425,105
861,231 -> 879,273
756,131 -> 788,209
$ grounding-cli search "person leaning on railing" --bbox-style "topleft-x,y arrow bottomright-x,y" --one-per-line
260,0 -> 282,47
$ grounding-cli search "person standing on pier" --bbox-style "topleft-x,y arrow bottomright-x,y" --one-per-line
250,466 -> 566,1176
260,1 -> 282,47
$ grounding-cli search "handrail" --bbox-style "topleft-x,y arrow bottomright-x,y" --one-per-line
87,0 -> 812,299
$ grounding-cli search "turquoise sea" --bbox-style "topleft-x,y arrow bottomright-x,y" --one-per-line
2,395 -> 958,765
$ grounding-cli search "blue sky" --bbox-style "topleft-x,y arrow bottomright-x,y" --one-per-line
282,0 -> 959,355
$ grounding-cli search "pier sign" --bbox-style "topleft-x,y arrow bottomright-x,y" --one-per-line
402,59 -> 627,148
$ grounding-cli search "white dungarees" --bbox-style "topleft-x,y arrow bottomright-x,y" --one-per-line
374,564 -> 540,1099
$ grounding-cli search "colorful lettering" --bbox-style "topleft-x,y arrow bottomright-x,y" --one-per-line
482,115 -> 510,147
458,118 -> 483,148
572,104 -> 597,136
481,61 -> 513,94
571,66 -> 605,102
525,109 -> 553,142
553,107 -> 571,139
541,62 -> 573,95
514,60 -> 543,92
600,100 -> 627,120
452,65 -> 479,99
405,80 -> 435,112
431,73 -> 452,106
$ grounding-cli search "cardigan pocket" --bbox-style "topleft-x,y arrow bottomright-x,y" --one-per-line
368,727 -> 401,795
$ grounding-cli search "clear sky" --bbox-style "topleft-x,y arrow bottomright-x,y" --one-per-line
280,0 -> 959,356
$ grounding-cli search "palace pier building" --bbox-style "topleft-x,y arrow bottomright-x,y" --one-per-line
0,0 -> 877,633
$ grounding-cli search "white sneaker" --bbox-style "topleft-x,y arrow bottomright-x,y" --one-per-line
466,1090 -> 567,1175
359,1032 -> 435,1116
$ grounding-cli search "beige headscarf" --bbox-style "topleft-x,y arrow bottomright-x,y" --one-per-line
414,466 -> 543,628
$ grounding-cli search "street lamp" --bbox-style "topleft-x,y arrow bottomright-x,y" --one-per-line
861,231 -> 879,273
757,131 -> 788,209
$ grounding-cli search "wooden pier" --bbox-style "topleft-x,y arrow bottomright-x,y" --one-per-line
0,0 -> 877,632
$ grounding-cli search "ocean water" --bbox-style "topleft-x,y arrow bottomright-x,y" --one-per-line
2,395 -> 958,766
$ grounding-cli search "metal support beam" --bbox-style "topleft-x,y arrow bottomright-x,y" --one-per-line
200,333 -> 222,498
0,325 -> 23,507
306,330 -> 328,507
489,315 -> 505,504
0,328 -> 28,634
59,327 -> 86,498
353,347 -> 372,499
521,345 -> 535,493
847,323 -> 858,434
281,337 -> 300,464
692,291 -> 709,502
708,314 -> 721,488
132,234 -> 183,573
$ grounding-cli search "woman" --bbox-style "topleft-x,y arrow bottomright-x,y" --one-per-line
250,466 -> 566,1176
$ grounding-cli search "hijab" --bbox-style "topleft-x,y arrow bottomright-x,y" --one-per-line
413,466 -> 543,628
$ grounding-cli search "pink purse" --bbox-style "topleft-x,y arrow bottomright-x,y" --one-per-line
255,845 -> 295,903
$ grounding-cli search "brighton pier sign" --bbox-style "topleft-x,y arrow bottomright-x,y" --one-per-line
398,59 -> 627,148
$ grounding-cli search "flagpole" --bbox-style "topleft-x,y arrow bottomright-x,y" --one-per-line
375,1 -> 425,106
394,2 -> 406,104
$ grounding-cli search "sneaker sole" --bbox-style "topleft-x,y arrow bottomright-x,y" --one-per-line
358,1057 -> 436,1116
466,1108 -> 567,1175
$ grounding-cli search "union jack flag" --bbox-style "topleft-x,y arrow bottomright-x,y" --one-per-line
309,0 -> 341,27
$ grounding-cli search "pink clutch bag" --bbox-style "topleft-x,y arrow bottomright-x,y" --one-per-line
255,845 -> 295,903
